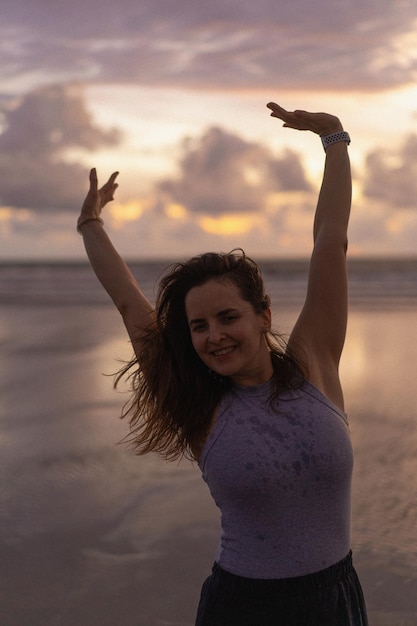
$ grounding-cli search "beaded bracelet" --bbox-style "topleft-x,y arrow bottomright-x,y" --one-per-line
321,131 -> 351,152
77,216 -> 104,235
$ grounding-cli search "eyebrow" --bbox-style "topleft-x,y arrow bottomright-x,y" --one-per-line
188,307 -> 239,326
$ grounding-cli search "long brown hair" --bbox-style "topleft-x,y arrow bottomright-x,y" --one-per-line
115,250 -> 304,461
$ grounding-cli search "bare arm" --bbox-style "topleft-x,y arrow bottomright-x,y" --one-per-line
267,104 -> 351,409
77,169 -> 155,353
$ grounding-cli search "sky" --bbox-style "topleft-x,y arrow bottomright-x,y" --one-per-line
1,0 -> 417,260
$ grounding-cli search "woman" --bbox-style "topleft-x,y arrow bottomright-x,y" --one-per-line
77,103 -> 368,625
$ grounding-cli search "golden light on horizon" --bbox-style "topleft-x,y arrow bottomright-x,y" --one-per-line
165,202 -> 188,220
0,207 -> 14,222
0,207 -> 32,219
108,199 -> 147,228
198,213 -> 257,235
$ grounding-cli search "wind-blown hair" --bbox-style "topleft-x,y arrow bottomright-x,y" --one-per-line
115,249 -> 304,461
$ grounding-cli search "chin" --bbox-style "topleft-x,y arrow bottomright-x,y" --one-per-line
209,363 -> 238,379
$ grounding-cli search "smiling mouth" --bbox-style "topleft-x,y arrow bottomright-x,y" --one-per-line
212,346 -> 236,357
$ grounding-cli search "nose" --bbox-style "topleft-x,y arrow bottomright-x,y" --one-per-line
207,323 -> 226,344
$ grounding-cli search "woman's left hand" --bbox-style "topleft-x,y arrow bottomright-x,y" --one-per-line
79,168 -> 119,221
267,103 -> 343,136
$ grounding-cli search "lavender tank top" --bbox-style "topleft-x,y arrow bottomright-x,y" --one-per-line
198,379 -> 353,579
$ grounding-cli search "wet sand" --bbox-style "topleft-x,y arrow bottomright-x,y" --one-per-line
1,304 -> 416,625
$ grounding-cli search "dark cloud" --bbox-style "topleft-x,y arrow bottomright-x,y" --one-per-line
157,126 -> 311,215
1,0 -> 416,92
363,134 -> 417,210
0,84 -> 121,211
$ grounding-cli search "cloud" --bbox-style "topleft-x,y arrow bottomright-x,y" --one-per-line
157,126 -> 311,216
1,0 -> 417,93
99,125 -> 317,259
362,134 -> 417,210
0,84 -> 121,211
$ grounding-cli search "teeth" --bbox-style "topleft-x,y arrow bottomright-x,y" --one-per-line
213,347 -> 235,356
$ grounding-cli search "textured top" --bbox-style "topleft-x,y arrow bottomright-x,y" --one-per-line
198,379 -> 353,579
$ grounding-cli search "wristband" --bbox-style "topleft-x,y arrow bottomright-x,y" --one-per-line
77,216 -> 104,235
321,131 -> 351,152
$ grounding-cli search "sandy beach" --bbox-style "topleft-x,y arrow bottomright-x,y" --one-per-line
1,294 -> 417,625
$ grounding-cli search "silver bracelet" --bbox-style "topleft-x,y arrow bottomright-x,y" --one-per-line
321,131 -> 351,152
77,216 -> 104,235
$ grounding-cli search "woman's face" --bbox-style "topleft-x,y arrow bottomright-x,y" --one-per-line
185,278 -> 273,386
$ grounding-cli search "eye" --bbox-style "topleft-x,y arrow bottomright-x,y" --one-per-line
190,322 -> 207,333
222,314 -> 238,323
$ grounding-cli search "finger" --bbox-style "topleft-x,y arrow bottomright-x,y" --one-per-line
100,175 -> 119,208
101,172 -> 119,196
266,102 -> 286,112
267,103 -> 298,127
89,167 -> 98,192
107,171 -> 119,186
266,102 -> 288,118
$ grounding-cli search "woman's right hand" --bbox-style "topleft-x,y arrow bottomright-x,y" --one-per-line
266,103 -> 343,137
78,168 -> 119,222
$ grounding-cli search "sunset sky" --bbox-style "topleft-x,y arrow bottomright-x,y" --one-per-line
1,0 -> 417,260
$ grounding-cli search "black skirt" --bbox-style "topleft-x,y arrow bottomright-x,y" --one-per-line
195,551 -> 368,626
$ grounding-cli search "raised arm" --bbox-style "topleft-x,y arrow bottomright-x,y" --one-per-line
77,169 -> 155,353
267,104 -> 351,410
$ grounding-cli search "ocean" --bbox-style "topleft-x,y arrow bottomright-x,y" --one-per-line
1,257 -> 416,308
0,258 -> 416,625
